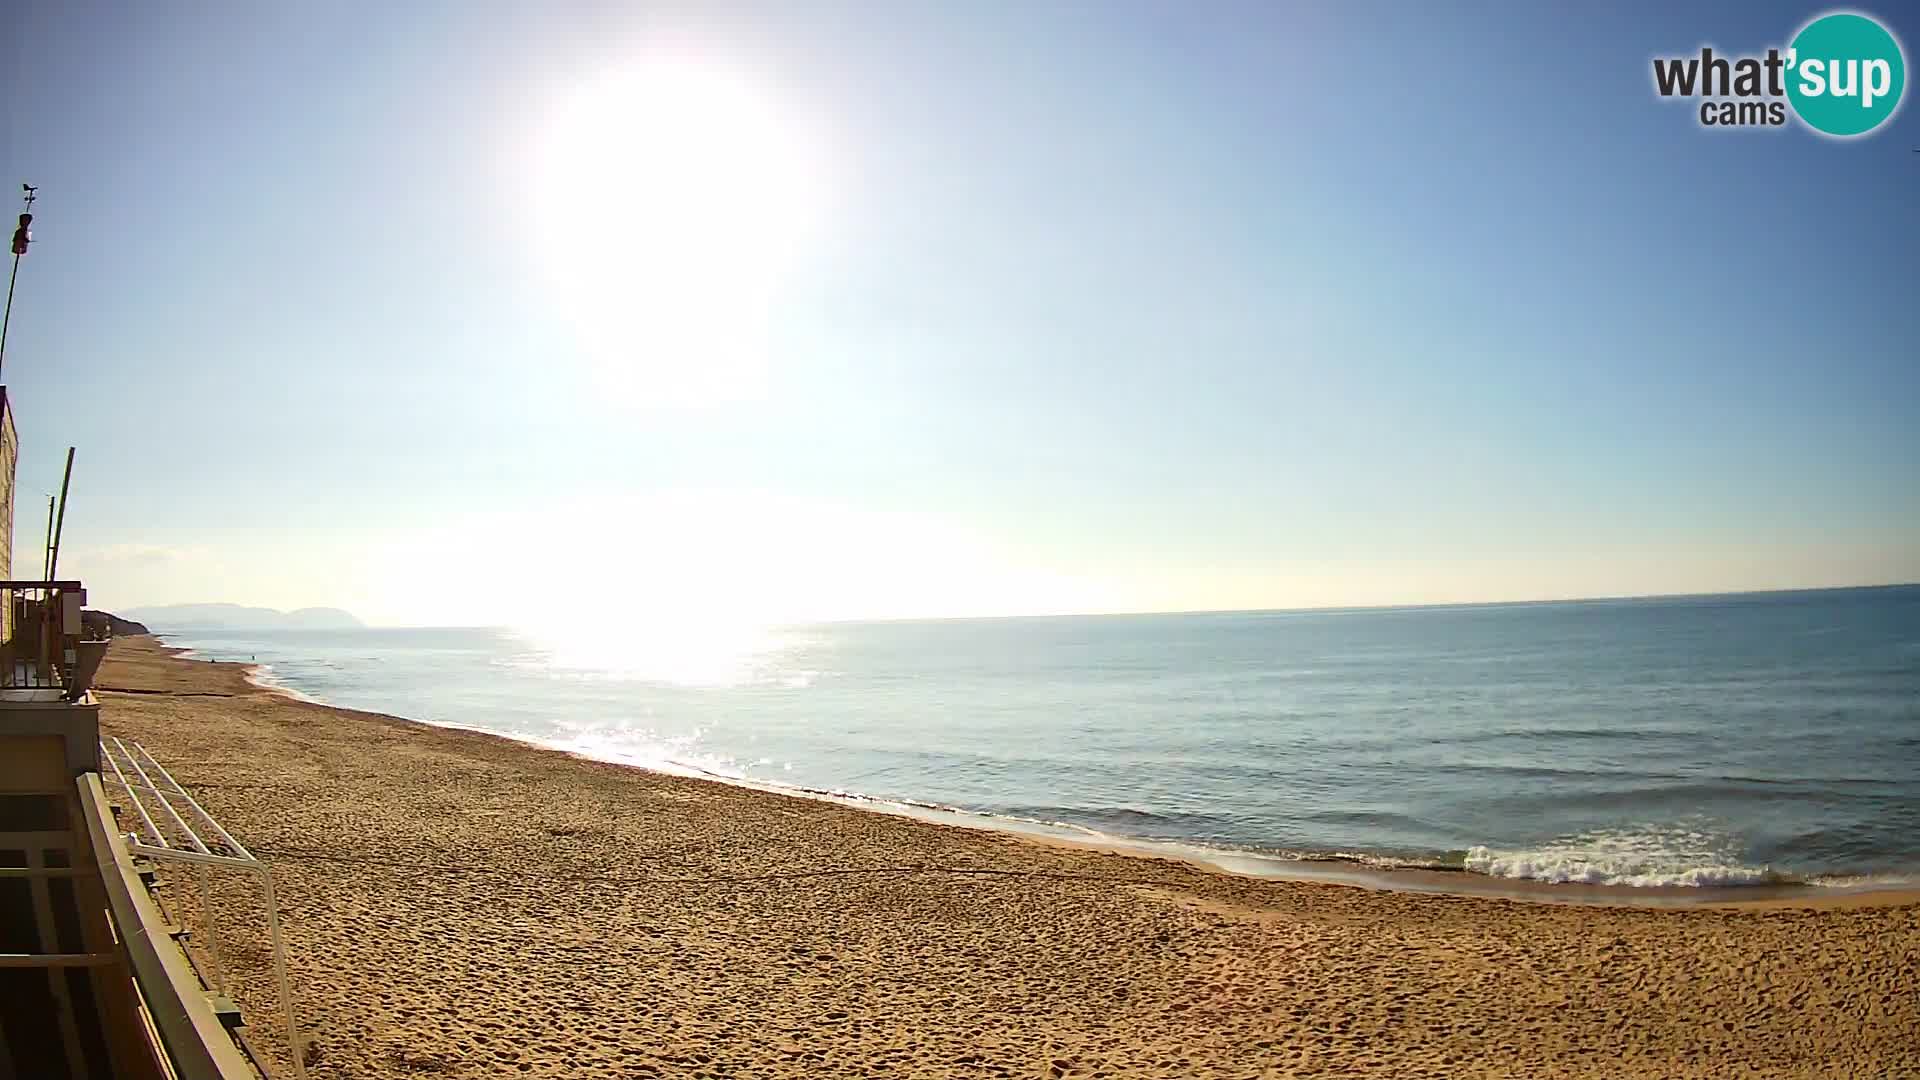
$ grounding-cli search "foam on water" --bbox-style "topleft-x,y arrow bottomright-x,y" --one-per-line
1463,848 -> 1776,887
550,722 -> 755,781
1463,824 -> 1778,887
240,663 -> 329,705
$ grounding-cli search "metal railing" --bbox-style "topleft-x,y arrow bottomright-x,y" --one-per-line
96,738 -> 306,1080
77,772 -> 262,1080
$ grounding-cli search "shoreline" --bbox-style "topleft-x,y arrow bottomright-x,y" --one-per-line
161,633 -> 1917,911
94,633 -> 1920,1078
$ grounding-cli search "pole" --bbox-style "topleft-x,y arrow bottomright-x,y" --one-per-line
260,868 -> 308,1080
0,184 -> 36,383
42,495 -> 54,580
0,252 -> 20,381
47,447 -> 73,581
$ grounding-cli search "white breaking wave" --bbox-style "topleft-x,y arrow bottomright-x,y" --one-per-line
1464,823 -> 1777,887
1464,847 -> 1774,887
241,663 -> 328,706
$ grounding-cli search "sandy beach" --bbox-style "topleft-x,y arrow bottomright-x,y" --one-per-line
94,635 -> 1918,1079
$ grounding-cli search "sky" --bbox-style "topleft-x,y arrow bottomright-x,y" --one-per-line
2,0 -> 1916,629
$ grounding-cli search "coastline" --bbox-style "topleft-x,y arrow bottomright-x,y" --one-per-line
97,634 -> 1920,1078
184,633 -> 1913,911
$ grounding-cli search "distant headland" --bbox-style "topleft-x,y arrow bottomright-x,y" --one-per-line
122,603 -> 366,630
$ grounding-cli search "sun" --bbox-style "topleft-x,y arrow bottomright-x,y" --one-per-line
529,58 -> 829,405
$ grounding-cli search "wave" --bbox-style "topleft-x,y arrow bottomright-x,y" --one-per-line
1457,822 -> 1791,887
1462,845 -> 1779,887
1428,726 -> 1693,747
240,663 -> 329,706
988,805 -> 1233,832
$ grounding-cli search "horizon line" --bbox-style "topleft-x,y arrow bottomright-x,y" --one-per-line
819,580 -> 1920,627
122,580 -> 1918,631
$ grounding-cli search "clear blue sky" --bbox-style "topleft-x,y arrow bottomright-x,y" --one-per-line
3,1 -> 1916,627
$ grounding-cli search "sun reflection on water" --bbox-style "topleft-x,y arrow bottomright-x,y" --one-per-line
510,619 -> 802,689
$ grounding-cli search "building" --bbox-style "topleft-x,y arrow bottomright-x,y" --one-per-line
0,385 -> 268,1079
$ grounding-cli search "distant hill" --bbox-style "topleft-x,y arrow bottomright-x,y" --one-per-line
123,603 -> 365,630
81,610 -> 151,638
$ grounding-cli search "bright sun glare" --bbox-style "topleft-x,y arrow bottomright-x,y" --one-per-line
531,58 -> 829,405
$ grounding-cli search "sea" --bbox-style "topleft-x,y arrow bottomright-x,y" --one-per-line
147,586 -> 1920,892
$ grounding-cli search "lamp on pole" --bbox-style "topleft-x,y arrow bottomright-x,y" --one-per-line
1,183 -> 39,383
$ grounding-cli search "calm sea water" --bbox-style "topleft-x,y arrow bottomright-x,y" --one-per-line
152,586 -> 1920,888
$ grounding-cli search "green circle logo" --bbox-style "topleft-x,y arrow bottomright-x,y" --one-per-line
1786,12 -> 1907,136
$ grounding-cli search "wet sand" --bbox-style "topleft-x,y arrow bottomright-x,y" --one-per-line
95,635 -> 1920,1078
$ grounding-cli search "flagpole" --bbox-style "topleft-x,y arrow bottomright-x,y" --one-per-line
0,184 -> 39,383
